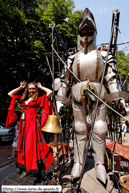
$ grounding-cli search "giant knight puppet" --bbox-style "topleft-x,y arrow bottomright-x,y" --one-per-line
55,8 -> 127,184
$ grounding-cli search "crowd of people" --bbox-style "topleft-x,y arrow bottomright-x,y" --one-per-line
106,117 -> 129,142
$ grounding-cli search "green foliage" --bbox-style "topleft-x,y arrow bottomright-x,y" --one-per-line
116,51 -> 129,92
59,104 -> 72,120
0,0 -> 82,110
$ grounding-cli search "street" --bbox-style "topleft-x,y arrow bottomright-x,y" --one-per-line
0,162 -> 17,193
0,140 -> 14,166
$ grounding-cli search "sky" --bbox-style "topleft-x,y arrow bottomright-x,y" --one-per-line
73,0 -> 129,54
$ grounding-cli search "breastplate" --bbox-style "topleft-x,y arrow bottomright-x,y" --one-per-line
72,50 -> 104,82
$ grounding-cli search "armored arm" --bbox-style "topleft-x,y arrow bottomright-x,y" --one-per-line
102,50 -> 127,115
54,56 -> 74,112
54,77 -> 69,112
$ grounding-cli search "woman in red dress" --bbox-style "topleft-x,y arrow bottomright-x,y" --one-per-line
5,81 -> 57,178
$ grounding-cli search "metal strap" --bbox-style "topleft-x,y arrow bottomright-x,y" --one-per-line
77,52 -> 80,79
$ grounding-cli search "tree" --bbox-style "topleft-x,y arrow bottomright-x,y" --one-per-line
0,0 -> 82,110
116,51 -> 129,92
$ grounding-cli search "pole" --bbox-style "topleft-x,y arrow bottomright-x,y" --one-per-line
49,23 -> 57,114
49,23 -> 59,166
122,72 -> 129,89
117,26 -> 129,51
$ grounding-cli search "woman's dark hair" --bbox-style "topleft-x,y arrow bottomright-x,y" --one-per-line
21,82 -> 39,101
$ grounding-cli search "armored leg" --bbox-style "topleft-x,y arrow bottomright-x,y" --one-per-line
71,100 -> 87,180
91,102 -> 108,184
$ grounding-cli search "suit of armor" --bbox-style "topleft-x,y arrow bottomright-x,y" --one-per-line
55,8 -> 126,184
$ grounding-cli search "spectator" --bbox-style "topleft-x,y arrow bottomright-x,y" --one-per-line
8,121 -> 19,159
122,120 -> 127,142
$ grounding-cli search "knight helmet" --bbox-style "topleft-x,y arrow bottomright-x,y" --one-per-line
77,8 -> 97,54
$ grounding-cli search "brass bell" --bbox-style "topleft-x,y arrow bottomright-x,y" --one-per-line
41,115 -> 62,133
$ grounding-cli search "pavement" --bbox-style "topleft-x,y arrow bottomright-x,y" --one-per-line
0,141 -> 17,168
1,133 -> 129,193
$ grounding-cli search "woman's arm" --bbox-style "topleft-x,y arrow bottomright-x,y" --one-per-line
37,82 -> 53,98
8,81 -> 27,98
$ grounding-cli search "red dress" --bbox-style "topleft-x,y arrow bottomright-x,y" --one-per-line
6,94 -> 57,175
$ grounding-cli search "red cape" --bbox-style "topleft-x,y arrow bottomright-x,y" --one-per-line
5,95 -> 18,128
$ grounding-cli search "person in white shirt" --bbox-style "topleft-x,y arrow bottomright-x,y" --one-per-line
122,121 -> 127,142
8,121 -> 19,159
